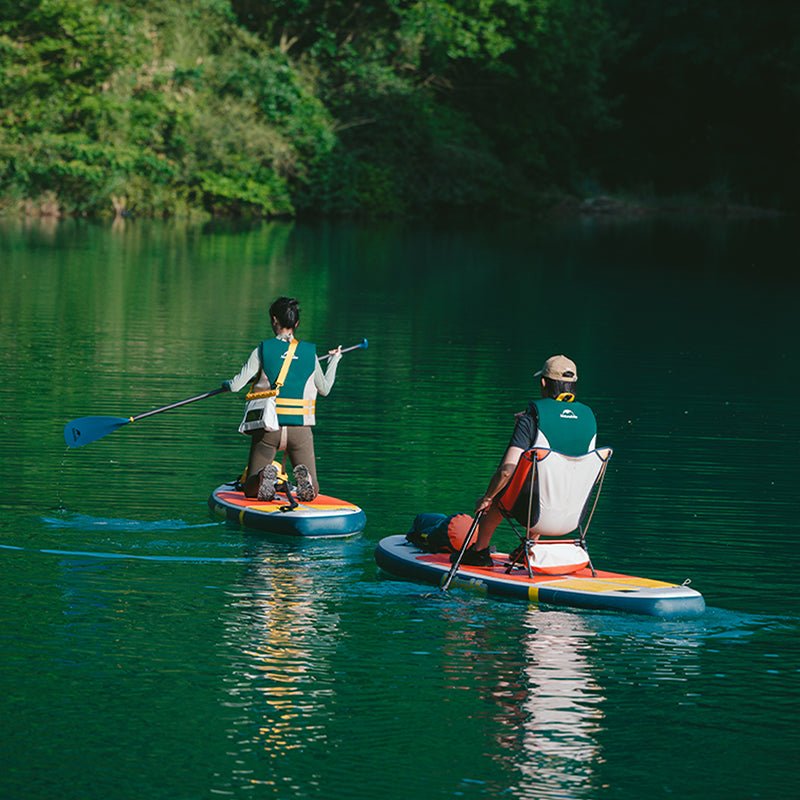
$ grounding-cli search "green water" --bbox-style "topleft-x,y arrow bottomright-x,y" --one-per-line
1,216 -> 798,799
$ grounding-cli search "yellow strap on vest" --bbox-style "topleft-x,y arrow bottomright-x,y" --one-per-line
555,392 -> 575,402
245,338 -> 299,400
274,338 -> 299,392
275,400 -> 316,415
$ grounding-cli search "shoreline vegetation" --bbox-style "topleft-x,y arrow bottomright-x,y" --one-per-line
1,1 -> 797,222
5,191 -> 788,224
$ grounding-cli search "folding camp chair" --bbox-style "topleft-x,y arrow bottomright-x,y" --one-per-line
497,447 -> 613,577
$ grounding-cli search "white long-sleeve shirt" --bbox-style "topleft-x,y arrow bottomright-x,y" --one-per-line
227,344 -> 341,396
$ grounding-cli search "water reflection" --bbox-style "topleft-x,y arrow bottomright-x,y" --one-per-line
432,601 -> 712,799
215,543 -> 341,793
53,557 -> 116,673
495,610 -> 605,799
429,601 -> 604,797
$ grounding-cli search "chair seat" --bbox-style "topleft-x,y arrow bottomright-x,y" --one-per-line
507,542 -> 590,575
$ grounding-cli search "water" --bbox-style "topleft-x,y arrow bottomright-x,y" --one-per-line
1,215 -> 798,799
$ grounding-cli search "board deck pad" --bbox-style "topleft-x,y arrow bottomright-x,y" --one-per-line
209,485 -> 366,538
375,535 -> 705,617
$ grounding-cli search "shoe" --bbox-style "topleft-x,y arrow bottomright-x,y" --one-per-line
453,546 -> 494,567
257,464 -> 278,501
293,464 -> 316,502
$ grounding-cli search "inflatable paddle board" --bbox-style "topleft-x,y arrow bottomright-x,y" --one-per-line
209,484 -> 366,538
374,535 -> 705,617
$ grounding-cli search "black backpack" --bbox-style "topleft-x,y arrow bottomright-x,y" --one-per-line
405,513 -> 458,553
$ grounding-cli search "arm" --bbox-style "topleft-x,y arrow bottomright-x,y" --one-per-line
475,410 -> 536,513
223,347 -> 261,393
475,446 -> 524,513
313,349 -> 342,396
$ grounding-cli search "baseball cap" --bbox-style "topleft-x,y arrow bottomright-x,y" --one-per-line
534,354 -> 578,381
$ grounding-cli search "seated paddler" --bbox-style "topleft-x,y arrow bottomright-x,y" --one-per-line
222,296 -> 342,501
460,354 -> 598,566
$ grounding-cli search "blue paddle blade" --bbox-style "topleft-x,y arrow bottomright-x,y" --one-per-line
64,416 -> 130,448
361,338 -> 368,349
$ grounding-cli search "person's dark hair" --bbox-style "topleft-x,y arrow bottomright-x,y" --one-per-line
542,377 -> 577,399
269,296 -> 300,329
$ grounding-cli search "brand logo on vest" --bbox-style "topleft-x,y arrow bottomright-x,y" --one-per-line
560,408 -> 579,420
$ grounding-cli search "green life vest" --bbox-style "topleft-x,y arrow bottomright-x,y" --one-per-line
260,338 -> 318,426
530,397 -> 597,456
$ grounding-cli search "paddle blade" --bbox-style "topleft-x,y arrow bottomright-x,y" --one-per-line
360,338 -> 368,350
64,416 -> 130,448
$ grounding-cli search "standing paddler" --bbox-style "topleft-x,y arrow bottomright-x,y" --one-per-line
222,296 -> 342,500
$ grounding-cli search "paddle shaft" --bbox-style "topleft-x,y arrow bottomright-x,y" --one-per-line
440,510 -> 484,592
131,387 -> 227,422
121,341 -> 363,420
136,340 -> 363,415
319,338 -> 368,362
64,386 -> 228,447
65,338 -> 366,447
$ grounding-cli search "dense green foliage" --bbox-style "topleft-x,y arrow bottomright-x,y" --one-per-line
597,1 -> 800,209
0,0 -> 797,218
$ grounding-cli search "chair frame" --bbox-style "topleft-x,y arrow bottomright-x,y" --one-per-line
501,447 -> 612,578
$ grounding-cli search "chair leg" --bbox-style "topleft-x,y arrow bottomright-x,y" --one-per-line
579,532 -> 596,577
504,537 -> 526,574
504,538 -> 536,577
524,539 -> 535,578
586,552 -> 597,577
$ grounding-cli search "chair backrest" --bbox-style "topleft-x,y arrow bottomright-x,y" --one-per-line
499,447 -> 612,537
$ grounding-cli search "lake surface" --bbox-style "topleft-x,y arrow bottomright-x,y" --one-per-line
1,214 -> 798,799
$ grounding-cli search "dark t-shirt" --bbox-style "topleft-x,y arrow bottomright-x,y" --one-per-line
508,410 -> 538,452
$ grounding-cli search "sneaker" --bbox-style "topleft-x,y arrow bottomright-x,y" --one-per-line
293,464 -> 316,502
454,546 -> 494,567
257,464 -> 278,501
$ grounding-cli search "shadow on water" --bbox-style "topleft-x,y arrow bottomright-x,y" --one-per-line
0,512 -> 367,566
0,543 -> 249,564
41,511 -> 220,532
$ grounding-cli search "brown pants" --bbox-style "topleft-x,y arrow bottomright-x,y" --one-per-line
243,426 -> 318,498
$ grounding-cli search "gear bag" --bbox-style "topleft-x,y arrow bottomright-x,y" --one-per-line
406,512 -> 477,553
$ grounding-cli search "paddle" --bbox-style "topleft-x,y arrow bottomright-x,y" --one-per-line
64,338 -> 368,448
64,387 -> 226,448
440,510 -> 485,592
320,337 -> 368,361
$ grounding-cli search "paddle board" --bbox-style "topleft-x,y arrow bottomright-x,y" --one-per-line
209,484 -> 366,538
374,535 -> 705,617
